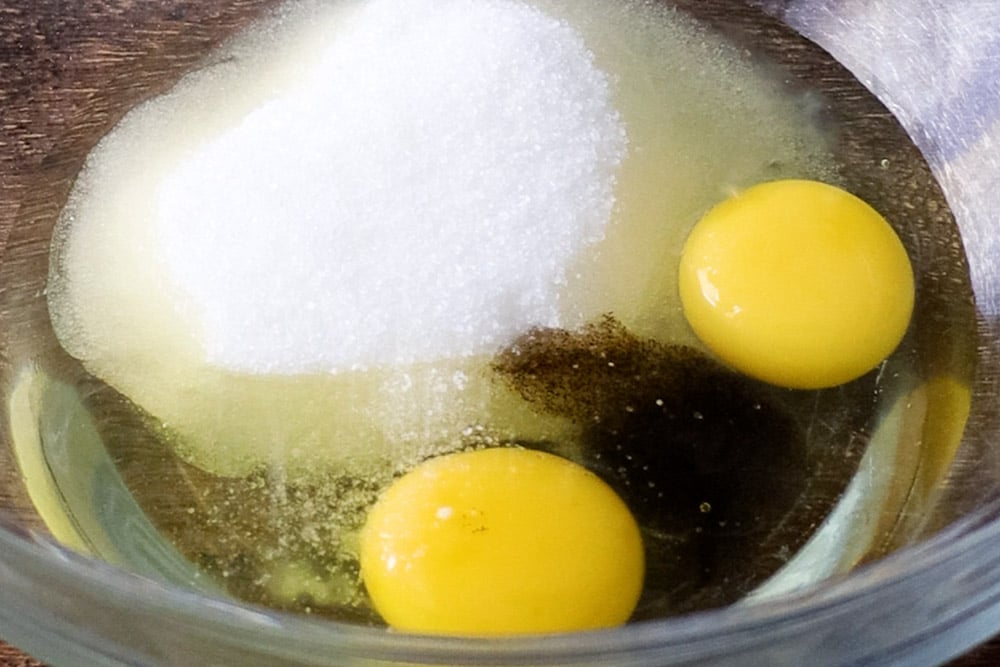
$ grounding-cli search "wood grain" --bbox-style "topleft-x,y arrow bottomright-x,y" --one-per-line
0,643 -> 42,667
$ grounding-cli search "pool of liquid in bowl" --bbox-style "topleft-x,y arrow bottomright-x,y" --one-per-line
1,0 -> 977,625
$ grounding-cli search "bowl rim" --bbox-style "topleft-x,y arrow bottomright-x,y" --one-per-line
3,0 -> 1000,663
3,490 -> 1000,665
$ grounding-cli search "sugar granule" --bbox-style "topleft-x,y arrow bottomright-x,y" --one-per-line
155,0 -> 627,374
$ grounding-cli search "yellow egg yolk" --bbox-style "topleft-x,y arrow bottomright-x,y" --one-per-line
359,447 -> 644,636
678,179 -> 914,389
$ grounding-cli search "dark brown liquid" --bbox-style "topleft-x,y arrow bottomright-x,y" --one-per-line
494,315 -> 877,616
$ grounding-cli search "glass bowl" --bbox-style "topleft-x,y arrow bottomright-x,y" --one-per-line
2,0 -> 1000,665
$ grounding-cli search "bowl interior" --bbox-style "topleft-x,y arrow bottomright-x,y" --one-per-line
1,1 -> 999,665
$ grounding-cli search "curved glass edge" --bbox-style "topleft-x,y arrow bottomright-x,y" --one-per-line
770,0 -> 1000,317
3,497 -> 1000,666
3,1 -> 1000,665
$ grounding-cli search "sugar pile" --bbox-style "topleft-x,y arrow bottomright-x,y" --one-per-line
47,0 -> 837,478
154,0 -> 626,374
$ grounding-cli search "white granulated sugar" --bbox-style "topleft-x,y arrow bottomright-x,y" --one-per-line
155,0 -> 627,374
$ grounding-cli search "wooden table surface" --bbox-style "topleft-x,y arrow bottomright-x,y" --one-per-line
0,643 -> 42,667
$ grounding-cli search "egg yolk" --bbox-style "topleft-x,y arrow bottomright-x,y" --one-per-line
678,179 -> 914,389
359,447 -> 644,636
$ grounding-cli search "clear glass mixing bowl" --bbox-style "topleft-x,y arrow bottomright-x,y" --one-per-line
2,0 -> 1000,665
